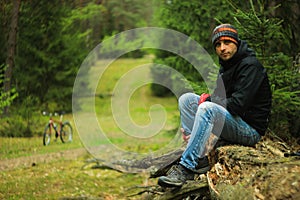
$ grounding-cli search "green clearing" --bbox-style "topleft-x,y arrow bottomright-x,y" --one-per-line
0,156 -> 156,199
0,57 -> 180,199
77,56 -> 180,153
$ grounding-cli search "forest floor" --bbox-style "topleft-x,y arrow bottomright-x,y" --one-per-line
0,148 -> 87,171
0,144 -> 155,199
1,134 -> 299,200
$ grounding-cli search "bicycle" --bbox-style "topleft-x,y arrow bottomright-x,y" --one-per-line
42,111 -> 73,146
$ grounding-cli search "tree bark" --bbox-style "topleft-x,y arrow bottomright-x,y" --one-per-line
3,0 -> 21,115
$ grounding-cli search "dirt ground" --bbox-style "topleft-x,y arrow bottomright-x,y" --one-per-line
0,148 -> 88,171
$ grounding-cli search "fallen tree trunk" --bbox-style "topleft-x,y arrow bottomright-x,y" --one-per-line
132,136 -> 300,199
84,135 -> 300,199
207,138 -> 300,200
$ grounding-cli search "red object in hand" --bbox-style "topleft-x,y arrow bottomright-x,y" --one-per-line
198,93 -> 210,105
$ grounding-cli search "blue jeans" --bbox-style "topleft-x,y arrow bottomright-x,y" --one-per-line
178,93 -> 261,171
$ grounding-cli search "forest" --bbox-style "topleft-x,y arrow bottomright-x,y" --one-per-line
1,0 -> 300,199
1,0 -> 300,143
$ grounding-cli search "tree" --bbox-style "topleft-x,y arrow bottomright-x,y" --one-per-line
271,0 -> 300,57
3,0 -> 20,115
14,0 -> 93,112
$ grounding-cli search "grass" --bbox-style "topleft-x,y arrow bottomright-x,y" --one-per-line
0,156 -> 156,199
81,55 -> 180,154
0,115 -> 83,160
0,56 -> 180,199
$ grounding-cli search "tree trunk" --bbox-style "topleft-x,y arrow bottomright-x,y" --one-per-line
3,0 -> 21,115
126,136 -> 300,199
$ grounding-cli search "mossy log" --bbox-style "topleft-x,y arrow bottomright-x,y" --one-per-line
136,136 -> 300,199
85,135 -> 300,199
207,137 -> 300,200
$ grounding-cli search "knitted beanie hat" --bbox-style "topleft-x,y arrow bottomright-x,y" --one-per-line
211,24 -> 239,47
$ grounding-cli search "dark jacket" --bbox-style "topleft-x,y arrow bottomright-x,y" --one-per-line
210,40 -> 272,135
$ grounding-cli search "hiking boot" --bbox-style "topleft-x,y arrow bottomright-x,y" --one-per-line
193,156 -> 211,174
158,164 -> 195,187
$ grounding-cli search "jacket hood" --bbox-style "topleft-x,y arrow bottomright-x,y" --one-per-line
219,40 -> 256,69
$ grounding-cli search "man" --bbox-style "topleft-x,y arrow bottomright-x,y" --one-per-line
158,24 -> 272,187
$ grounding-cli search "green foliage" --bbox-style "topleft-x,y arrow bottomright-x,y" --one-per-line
104,0 -> 153,31
0,0 -> 160,137
1,115 -> 31,137
63,2 -> 108,48
0,96 -> 42,137
14,0 -> 76,111
229,0 -> 284,61
99,32 -> 146,59
267,53 -> 300,139
0,64 -> 18,115
156,0 -> 232,51
151,0 -> 234,96
0,0 -> 158,114
270,0 -> 300,56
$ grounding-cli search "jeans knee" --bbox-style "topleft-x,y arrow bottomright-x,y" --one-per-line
197,102 -> 226,118
178,93 -> 196,107
198,101 -> 216,110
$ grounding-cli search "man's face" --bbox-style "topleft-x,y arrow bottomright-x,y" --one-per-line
215,40 -> 238,61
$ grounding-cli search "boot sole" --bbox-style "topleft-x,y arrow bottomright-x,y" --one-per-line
158,177 -> 183,188
193,165 -> 211,174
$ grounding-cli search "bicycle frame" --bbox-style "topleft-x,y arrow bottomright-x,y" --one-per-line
47,112 -> 63,137
43,111 -> 73,146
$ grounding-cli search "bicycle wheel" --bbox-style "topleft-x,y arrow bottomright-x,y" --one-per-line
60,121 -> 73,143
43,124 -> 52,146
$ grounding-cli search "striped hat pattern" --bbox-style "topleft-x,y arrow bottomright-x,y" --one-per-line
211,24 -> 239,47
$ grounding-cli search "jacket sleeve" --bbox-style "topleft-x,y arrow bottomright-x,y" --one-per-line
211,57 -> 266,117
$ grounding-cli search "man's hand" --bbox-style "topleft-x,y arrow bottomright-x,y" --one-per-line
181,128 -> 190,142
198,93 -> 210,105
